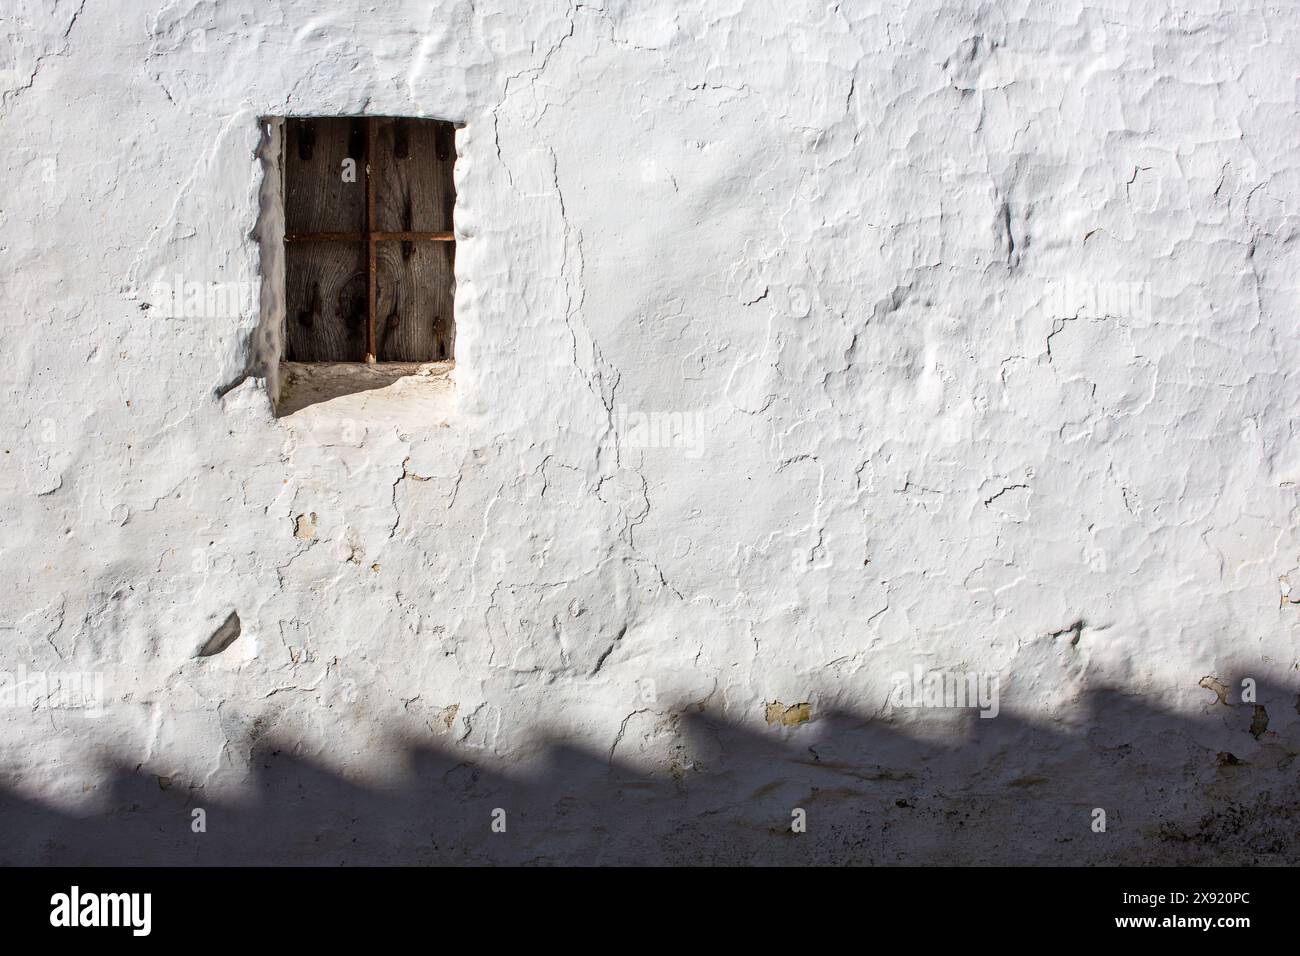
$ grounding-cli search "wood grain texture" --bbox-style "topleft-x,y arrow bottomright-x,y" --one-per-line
284,116 -> 456,362
284,118 -> 366,233
373,117 -> 456,360
373,118 -> 456,233
285,118 -> 369,361
285,242 -> 368,361
375,239 -> 455,361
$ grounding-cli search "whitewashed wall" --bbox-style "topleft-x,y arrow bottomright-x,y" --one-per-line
1,0 -> 1297,863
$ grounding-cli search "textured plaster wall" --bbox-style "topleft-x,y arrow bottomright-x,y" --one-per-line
1,0 -> 1298,864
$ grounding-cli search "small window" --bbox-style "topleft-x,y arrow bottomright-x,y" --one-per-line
283,116 -> 456,364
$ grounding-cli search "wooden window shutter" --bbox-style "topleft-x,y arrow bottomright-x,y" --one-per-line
283,117 -> 456,363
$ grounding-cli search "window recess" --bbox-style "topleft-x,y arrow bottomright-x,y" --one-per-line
283,116 -> 456,364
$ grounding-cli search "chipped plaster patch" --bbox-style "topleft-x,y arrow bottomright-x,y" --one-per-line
765,701 -> 812,727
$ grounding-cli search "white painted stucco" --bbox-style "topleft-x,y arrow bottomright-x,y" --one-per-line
1,0 -> 1297,863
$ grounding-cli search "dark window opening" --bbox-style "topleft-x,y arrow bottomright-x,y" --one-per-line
283,116 -> 456,364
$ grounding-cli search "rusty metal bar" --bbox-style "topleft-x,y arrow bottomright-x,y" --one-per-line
285,231 -> 454,243
365,118 -> 378,363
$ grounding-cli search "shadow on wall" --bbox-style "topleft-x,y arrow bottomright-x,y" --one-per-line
273,361 -> 449,416
1,682 -> 1296,865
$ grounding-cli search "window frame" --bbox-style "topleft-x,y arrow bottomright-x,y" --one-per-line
282,115 -> 456,364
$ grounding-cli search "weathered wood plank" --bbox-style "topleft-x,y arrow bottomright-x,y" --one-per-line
285,243 -> 368,362
373,118 -> 455,233
372,117 -> 457,361
284,118 -> 366,233
375,239 -> 455,361
284,118 -> 369,361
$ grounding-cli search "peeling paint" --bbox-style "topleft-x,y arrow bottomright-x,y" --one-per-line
1250,705 -> 1269,740
765,701 -> 812,727
1199,677 -> 1230,706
